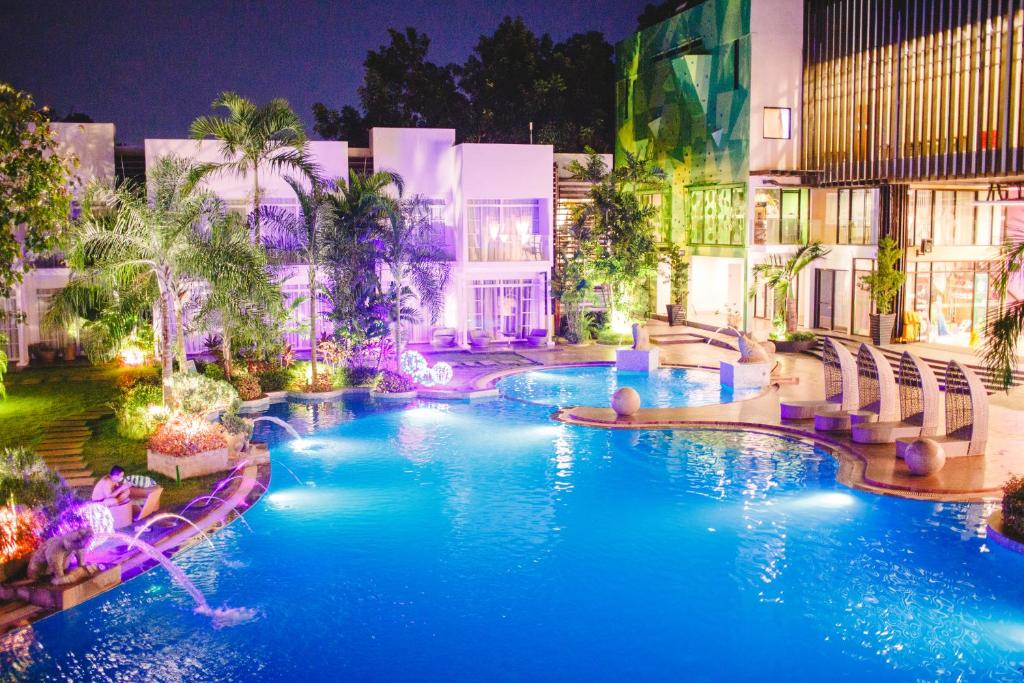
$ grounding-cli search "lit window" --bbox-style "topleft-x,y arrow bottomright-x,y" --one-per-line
763,107 -> 792,139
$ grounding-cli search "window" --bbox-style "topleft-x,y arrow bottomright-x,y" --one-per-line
823,188 -> 875,245
753,188 -> 806,244
470,278 -> 537,338
467,199 -> 543,261
907,189 -> 1004,247
687,186 -> 745,246
763,107 -> 792,139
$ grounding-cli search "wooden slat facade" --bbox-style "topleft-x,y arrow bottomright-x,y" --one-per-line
803,0 -> 1024,185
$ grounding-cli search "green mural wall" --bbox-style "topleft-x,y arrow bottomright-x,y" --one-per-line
615,0 -> 751,249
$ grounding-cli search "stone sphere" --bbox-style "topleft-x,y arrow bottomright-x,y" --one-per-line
612,387 -> 641,417
904,438 -> 946,476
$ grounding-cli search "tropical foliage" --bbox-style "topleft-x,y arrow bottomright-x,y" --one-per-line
984,224 -> 1024,390
749,243 -> 830,333
190,92 -> 317,242
114,383 -> 167,440
860,236 -> 905,316
0,83 -> 76,296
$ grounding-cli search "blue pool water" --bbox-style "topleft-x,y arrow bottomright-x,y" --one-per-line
498,364 -> 763,408
7,395 -> 1024,681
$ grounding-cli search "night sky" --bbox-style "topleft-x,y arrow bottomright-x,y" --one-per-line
1,0 -> 648,145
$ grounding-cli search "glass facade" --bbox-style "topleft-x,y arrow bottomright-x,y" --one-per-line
905,261 -> 1000,347
686,186 -> 746,246
908,189 -> 1004,246
467,199 -> 544,262
470,278 -> 537,339
753,188 -> 807,245
821,188 -> 875,245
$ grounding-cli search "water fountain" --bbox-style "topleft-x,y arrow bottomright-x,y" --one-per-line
97,532 -> 256,627
251,416 -> 303,441
131,514 -> 215,550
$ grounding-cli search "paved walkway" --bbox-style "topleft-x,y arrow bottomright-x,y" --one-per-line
424,319 -> 1024,503
35,407 -> 112,489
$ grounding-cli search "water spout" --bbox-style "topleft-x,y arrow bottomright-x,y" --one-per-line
131,514 -> 215,550
251,416 -> 302,441
97,532 -> 257,627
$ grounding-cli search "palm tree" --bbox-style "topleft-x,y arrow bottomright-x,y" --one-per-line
191,211 -> 282,378
376,194 -> 451,362
984,226 -> 1024,390
749,242 -> 830,333
189,92 -> 317,243
68,156 -> 266,404
260,176 -> 332,382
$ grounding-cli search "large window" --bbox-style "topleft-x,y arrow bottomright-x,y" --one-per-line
687,186 -> 745,246
904,261 -> 1001,347
470,278 -> 537,339
822,189 -> 875,245
753,188 -> 807,245
907,189 -> 1004,247
467,199 -> 543,261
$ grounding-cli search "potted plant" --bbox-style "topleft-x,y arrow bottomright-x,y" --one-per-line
772,329 -> 817,353
861,236 -> 906,346
29,342 -> 56,364
665,246 -> 688,326
749,242 -> 830,334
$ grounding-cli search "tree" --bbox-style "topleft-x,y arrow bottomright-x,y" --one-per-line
312,103 -> 367,147
0,83 -> 75,296
566,150 -> 663,328
190,211 -> 282,378
189,92 -> 317,243
984,230 -> 1024,390
749,243 -> 830,333
375,194 -> 451,361
68,156 -> 262,404
261,176 -> 333,382
323,169 -> 402,347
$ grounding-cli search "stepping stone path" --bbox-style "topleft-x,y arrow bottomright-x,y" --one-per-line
36,407 -> 112,490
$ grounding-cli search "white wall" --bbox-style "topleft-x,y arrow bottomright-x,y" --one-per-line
143,138 -> 348,200
371,128 -> 456,198
748,0 -> 803,172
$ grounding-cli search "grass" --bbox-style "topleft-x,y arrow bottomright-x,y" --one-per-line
1,362 -> 222,509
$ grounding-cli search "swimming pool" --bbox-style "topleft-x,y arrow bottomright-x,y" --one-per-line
497,364 -> 763,408
7,396 -> 1024,681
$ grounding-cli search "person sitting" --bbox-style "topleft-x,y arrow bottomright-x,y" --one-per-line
91,466 -> 131,507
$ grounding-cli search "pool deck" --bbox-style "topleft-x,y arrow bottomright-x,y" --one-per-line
426,319 -> 1024,503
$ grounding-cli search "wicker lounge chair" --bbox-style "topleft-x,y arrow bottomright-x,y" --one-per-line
896,360 -> 989,458
780,337 -> 859,420
851,352 -> 940,444
526,328 -> 548,347
815,343 -> 899,432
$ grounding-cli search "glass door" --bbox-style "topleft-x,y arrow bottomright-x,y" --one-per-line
814,269 -> 835,330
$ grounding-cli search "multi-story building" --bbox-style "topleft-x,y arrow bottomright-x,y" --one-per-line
615,0 -> 806,332
802,0 -> 1023,348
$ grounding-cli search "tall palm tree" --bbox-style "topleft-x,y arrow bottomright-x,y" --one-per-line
749,242 -> 830,333
68,156 -> 266,404
376,195 -> 451,362
260,176 -> 333,382
189,92 -> 317,243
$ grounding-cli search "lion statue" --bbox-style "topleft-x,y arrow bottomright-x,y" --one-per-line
737,330 -> 774,364
27,527 -> 99,585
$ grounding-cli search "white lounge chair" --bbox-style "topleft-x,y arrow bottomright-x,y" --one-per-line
852,352 -> 940,444
430,327 -> 457,349
896,360 -> 989,458
780,337 -> 859,419
468,328 -> 491,349
526,328 -> 548,347
815,343 -> 899,432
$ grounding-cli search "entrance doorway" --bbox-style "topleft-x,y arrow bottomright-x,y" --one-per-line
814,268 -> 835,330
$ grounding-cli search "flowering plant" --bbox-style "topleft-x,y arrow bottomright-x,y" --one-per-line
376,369 -> 415,394
148,417 -> 227,457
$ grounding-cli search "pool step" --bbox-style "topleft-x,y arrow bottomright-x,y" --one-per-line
0,601 -> 50,633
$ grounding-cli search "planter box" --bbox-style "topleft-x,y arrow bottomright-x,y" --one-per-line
147,447 -> 229,480
370,389 -> 418,400
616,348 -> 660,373
719,360 -> 770,389
870,313 -> 896,346
773,339 -> 816,353
666,304 -> 686,327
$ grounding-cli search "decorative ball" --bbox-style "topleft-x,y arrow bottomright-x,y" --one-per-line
430,362 -> 453,386
904,438 -> 946,476
611,387 -> 641,417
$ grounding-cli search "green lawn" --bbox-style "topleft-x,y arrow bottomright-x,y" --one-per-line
1,363 -> 222,508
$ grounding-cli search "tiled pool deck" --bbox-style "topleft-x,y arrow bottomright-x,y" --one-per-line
420,320 -> 1024,503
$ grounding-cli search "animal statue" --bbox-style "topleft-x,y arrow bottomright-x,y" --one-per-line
631,323 -> 650,350
737,331 -> 774,364
27,527 -> 99,585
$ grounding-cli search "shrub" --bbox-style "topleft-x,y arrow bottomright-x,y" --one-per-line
1003,476 -> 1024,539
221,411 -> 253,438
347,365 -> 381,388
287,362 -> 348,392
114,367 -> 159,392
376,369 -> 415,393
203,363 -> 226,381
167,373 -> 238,416
114,383 -> 167,440
232,374 -> 262,401
785,331 -> 816,342
257,367 -> 291,392
148,417 -> 227,457
0,447 -> 71,510
596,328 -> 633,346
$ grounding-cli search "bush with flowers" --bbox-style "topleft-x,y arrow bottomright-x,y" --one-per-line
376,369 -> 415,394
147,416 -> 227,457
